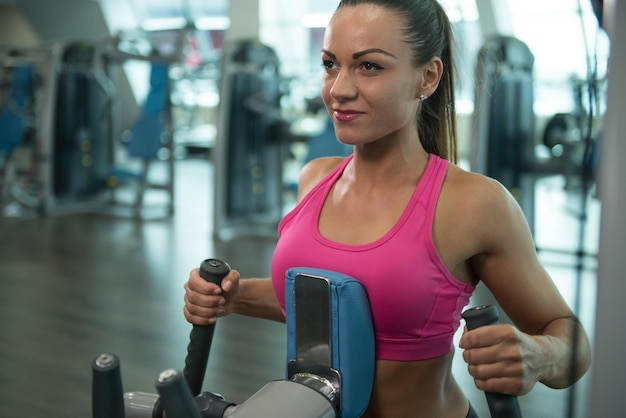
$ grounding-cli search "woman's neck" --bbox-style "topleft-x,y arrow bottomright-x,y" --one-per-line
348,139 -> 429,187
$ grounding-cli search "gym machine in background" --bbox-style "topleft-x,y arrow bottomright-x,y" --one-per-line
470,35 -> 536,232
0,33 -> 179,218
94,34 -> 179,219
52,42 -> 113,205
212,39 -> 292,241
470,34 -> 604,238
0,41 -> 118,216
0,48 -> 38,214
0,42 -> 104,215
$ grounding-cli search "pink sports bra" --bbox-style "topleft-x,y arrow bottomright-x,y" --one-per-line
271,154 -> 475,361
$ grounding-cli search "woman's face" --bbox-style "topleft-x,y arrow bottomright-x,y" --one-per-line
321,4 -> 423,147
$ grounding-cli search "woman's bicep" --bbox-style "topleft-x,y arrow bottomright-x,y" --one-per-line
471,184 -> 573,335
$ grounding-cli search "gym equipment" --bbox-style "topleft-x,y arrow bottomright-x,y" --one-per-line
4,40 -> 119,216
0,45 -> 61,216
0,63 -> 34,156
92,353 -> 125,418
284,268 -> 375,417
1,36 -> 181,218
107,61 -> 174,217
539,72 -> 602,191
462,305 -> 523,418
183,259 -> 232,398
470,36 -> 536,232
92,260 -> 515,417
0,62 -> 35,204
53,42 -> 113,201
213,39 -> 291,240
92,260 -> 375,418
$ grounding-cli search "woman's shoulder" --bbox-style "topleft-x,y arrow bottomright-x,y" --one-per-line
441,163 -> 524,228
436,162 -> 532,264
297,156 -> 347,201
444,163 -> 506,197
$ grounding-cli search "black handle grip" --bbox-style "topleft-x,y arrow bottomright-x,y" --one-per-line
92,353 -> 125,418
462,305 -> 522,418
183,258 -> 231,396
155,369 -> 202,418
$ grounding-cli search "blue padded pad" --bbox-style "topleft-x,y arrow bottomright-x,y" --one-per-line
11,65 -> 34,106
285,267 -> 375,418
0,110 -> 25,153
143,63 -> 169,115
125,63 -> 169,159
0,64 -> 34,153
128,113 -> 164,159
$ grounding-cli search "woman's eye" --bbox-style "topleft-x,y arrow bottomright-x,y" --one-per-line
362,62 -> 383,71
322,60 -> 335,69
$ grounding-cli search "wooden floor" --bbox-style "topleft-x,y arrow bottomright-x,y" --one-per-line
0,158 -> 597,417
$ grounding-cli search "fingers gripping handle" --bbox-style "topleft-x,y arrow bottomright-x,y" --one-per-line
462,305 -> 522,418
183,258 -> 231,397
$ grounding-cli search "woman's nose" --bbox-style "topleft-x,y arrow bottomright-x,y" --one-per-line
329,70 -> 358,100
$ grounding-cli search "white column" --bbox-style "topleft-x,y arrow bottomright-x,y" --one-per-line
226,0 -> 260,43
474,0 -> 514,38
589,1 -> 626,417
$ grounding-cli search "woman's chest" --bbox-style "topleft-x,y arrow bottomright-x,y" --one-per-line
317,185 -> 415,245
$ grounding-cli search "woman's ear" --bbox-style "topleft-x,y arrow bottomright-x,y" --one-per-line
416,56 -> 443,99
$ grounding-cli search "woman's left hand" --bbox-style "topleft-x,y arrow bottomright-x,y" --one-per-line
459,324 -> 548,396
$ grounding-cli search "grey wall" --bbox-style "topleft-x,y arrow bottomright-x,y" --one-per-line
16,0 -> 108,44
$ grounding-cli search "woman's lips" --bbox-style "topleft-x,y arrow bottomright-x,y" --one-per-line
333,109 -> 364,122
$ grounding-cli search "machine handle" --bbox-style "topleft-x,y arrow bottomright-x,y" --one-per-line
156,369 -> 202,418
91,353 -> 125,418
183,258 -> 231,396
462,305 -> 523,418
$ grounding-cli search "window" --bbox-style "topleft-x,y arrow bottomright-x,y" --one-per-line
506,0 -> 609,116
126,0 -> 228,60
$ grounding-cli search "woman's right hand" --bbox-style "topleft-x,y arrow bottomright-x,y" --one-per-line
183,268 -> 241,325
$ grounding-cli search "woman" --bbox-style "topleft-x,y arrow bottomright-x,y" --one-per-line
183,1 -> 591,416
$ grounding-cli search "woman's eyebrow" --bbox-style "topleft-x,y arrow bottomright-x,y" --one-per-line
321,49 -> 336,59
321,48 -> 398,60
353,48 -> 397,60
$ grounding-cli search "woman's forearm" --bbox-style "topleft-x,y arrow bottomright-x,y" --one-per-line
233,277 -> 286,322
538,316 -> 591,389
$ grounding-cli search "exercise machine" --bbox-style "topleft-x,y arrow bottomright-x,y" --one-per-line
93,259 -> 375,418
462,305 -> 522,418
0,56 -> 36,212
0,46 -> 51,216
93,258 -> 523,418
212,39 -> 292,241
53,42 -> 113,203
470,35 -> 536,233
0,32 -> 183,218
106,60 -> 175,218
0,41 -> 116,216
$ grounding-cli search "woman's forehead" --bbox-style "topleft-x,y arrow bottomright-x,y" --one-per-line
323,4 -> 406,54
